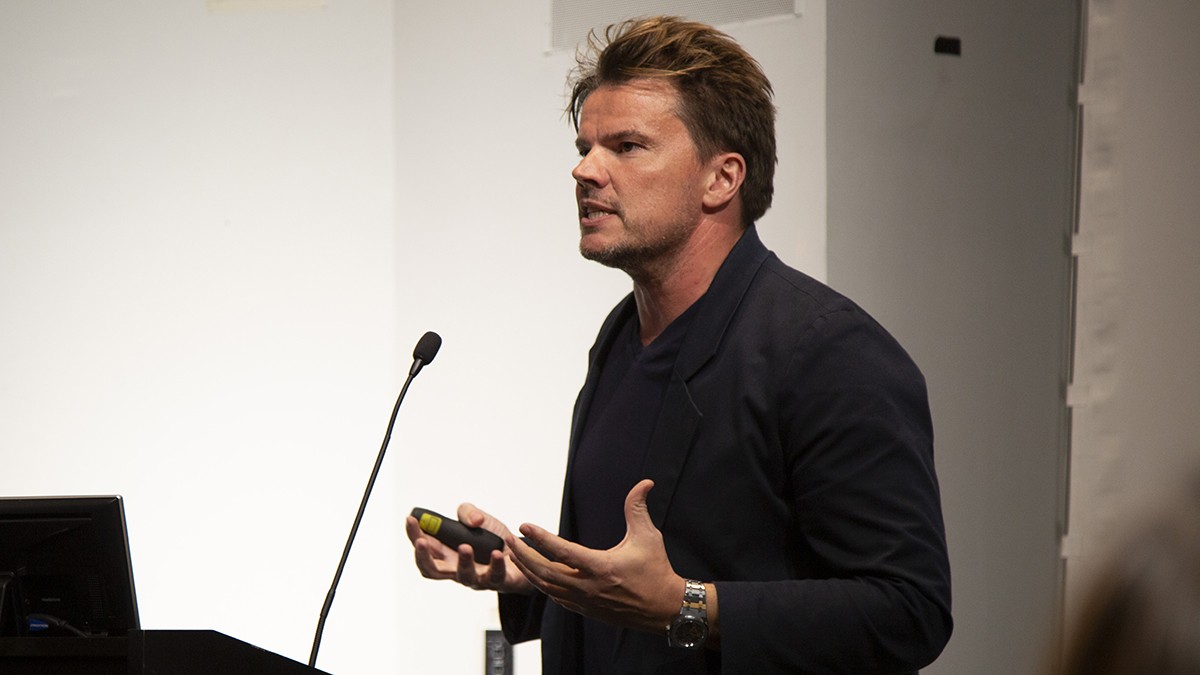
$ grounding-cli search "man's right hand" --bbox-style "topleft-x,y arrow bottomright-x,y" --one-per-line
405,503 -> 534,595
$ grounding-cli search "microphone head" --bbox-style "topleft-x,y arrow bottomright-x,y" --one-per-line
413,331 -> 442,365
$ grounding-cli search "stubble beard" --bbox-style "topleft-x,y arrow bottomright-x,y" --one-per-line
582,230 -> 682,280
579,211 -> 697,281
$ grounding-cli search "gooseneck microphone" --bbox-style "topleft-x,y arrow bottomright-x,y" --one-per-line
308,331 -> 442,668
409,330 -> 442,378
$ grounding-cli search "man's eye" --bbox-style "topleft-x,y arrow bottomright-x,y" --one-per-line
618,142 -> 639,153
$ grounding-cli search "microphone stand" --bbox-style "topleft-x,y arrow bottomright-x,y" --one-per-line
308,333 -> 440,668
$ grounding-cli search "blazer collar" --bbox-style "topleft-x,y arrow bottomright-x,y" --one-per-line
672,225 -> 771,381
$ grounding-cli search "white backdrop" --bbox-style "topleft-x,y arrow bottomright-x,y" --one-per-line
0,1 -> 400,671
0,1 -> 824,673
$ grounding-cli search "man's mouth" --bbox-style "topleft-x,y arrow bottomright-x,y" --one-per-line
579,200 -> 617,224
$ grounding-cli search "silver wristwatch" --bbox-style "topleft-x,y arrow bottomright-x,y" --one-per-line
666,579 -> 709,648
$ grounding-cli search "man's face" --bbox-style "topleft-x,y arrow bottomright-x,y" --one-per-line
572,79 -> 708,274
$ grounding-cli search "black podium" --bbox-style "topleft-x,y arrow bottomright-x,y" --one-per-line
0,630 -> 331,675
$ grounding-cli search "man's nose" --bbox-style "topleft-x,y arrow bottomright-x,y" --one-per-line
572,150 -> 606,187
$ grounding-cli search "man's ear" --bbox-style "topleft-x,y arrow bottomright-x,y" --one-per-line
702,152 -> 746,212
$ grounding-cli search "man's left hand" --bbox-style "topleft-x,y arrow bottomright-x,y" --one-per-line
506,479 -> 683,633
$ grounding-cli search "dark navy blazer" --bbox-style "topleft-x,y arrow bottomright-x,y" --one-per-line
501,226 -> 952,674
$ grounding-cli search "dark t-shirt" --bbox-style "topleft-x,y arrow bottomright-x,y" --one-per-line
569,301 -> 700,674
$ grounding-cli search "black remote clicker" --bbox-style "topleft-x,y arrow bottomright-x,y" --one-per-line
411,507 -> 505,564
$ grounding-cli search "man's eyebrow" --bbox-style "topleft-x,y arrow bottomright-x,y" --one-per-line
576,129 -> 651,151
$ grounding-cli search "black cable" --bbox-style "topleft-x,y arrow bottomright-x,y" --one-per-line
28,613 -> 90,638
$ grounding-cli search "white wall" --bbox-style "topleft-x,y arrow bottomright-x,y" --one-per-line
0,1 -> 399,671
0,1 -> 825,673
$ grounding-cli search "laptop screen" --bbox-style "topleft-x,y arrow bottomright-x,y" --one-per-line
0,495 -> 139,637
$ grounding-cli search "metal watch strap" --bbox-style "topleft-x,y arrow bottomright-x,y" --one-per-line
682,579 -> 706,612
667,579 -> 709,648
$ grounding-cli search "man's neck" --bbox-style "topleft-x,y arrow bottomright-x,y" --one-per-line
630,222 -> 744,345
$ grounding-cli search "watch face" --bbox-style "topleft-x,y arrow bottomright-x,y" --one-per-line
669,615 -> 708,648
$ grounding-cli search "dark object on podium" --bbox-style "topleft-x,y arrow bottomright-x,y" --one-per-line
0,496 -> 139,638
1,498 -> 332,671
0,629 -> 332,675
1,498 -> 332,672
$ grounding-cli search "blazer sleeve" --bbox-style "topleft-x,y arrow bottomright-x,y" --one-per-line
715,307 -> 953,674
499,589 -> 546,645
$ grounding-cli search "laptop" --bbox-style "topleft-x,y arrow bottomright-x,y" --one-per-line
0,495 -> 140,637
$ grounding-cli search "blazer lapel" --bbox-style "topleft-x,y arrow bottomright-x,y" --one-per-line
557,294 -> 638,538
641,226 -> 771,528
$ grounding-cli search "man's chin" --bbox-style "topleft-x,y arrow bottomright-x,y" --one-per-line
580,241 -> 637,271
579,244 -> 622,269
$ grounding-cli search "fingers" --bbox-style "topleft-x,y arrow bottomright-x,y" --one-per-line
404,514 -> 425,546
485,549 -> 509,588
506,533 -> 569,599
621,479 -> 660,545
408,510 -> 520,592
450,544 -> 509,590
407,515 -> 455,579
407,514 -> 474,578
515,522 -> 594,571
507,506 -> 681,633
457,502 -> 486,529
507,524 -> 604,605
624,479 -> 655,525
455,544 -> 489,588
